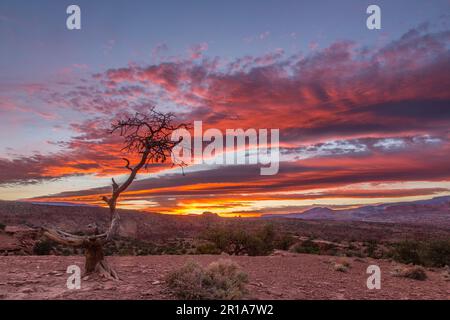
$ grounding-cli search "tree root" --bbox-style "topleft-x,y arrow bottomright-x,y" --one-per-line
94,259 -> 120,281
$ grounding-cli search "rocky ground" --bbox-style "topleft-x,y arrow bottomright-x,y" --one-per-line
0,254 -> 448,300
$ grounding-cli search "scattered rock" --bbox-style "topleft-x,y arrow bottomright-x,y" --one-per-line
250,281 -> 265,287
266,289 -> 283,297
141,290 -> 153,296
334,263 -> 349,273
92,284 -> 103,291
335,293 -> 345,300
271,250 -> 296,257
103,283 -> 116,290
0,255 -> 448,300
20,287 -> 34,294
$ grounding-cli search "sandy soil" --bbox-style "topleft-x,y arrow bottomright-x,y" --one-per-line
0,254 -> 448,300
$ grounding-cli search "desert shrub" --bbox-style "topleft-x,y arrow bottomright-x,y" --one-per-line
104,238 -> 159,256
160,240 -> 188,255
33,239 -> 55,255
104,242 -> 118,255
333,258 -> 351,272
243,235 -> 267,256
195,242 -> 221,254
334,263 -> 349,273
61,248 -> 72,256
0,223 -> 5,230
390,240 -> 450,267
136,247 -> 152,255
201,224 -> 276,256
442,266 -> 450,282
259,224 -> 275,245
322,243 -> 339,256
365,240 -> 378,258
420,240 -> 450,267
203,229 -> 230,253
274,233 -> 296,250
344,243 -> 364,258
390,240 -> 421,265
393,266 -> 427,281
165,259 -> 248,299
118,247 -> 134,255
292,239 -> 320,254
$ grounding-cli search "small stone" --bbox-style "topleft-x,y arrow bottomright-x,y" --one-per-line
103,283 -> 115,290
336,293 -> 345,300
20,287 -> 34,294
152,280 -> 161,285
266,289 -> 283,297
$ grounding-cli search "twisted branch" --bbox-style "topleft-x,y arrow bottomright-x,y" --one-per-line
44,106 -> 188,244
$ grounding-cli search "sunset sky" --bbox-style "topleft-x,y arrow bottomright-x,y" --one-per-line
1,0 -> 450,216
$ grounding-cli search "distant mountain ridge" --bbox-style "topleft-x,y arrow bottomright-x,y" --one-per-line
29,201 -> 97,208
0,196 -> 449,235
0,198 -> 449,244
263,196 -> 450,226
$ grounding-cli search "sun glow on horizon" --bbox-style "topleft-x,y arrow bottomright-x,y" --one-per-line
26,179 -> 450,218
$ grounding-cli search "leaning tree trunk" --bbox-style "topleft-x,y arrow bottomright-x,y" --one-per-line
84,238 -> 104,273
41,199 -> 122,281
42,227 -> 120,280
39,109 -> 186,281
84,238 -> 118,279
41,152 -> 147,281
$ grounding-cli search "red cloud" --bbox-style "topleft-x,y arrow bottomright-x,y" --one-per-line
2,26 -> 450,214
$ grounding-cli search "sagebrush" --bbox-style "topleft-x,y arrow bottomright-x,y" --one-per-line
390,240 -> 450,267
392,265 -> 427,281
165,259 -> 248,299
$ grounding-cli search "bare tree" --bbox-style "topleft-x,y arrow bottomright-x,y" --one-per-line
41,108 -> 187,280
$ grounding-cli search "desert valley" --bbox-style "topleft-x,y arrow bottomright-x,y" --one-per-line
1,197 -> 449,300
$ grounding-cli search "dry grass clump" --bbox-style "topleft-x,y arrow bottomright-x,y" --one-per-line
333,258 -> 351,273
392,265 -> 427,281
165,259 -> 248,299
441,266 -> 450,282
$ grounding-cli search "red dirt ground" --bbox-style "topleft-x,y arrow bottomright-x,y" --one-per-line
0,254 -> 448,300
